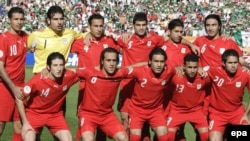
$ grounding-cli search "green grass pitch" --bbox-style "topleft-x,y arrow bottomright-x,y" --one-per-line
1,66 -> 249,141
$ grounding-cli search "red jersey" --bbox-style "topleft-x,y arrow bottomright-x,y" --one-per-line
77,67 -> 129,115
161,41 -> 191,68
194,36 -> 242,67
130,66 -> 174,109
71,36 -> 119,69
170,74 -> 210,110
0,31 -> 28,85
207,66 -> 250,112
23,70 -> 78,114
117,32 -> 164,66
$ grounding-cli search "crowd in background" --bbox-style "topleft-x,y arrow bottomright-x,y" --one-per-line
0,0 -> 250,37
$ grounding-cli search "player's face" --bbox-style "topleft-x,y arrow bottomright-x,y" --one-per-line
8,13 -> 25,34
223,56 -> 239,74
134,20 -> 147,37
149,54 -> 165,75
89,19 -> 104,39
102,52 -> 118,76
48,58 -> 65,80
47,13 -> 64,33
169,26 -> 183,43
184,61 -> 198,78
205,18 -> 220,38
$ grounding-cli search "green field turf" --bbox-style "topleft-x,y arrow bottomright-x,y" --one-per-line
1,66 -> 249,141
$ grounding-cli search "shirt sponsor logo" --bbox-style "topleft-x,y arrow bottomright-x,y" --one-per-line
219,48 -> 225,54
236,82 -> 241,87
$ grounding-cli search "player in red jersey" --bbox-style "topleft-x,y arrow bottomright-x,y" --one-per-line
77,48 -> 132,141
205,49 -> 250,141
117,13 -> 200,141
193,14 -> 245,68
166,54 -> 210,141
71,14 -> 120,141
15,52 -> 78,141
128,48 -> 174,141
160,19 -> 192,141
0,7 -> 28,141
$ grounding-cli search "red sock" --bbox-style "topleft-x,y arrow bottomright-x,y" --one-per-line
199,132 -> 209,141
130,134 -> 141,141
12,132 -> 22,141
75,128 -> 81,141
157,134 -> 168,141
167,131 -> 176,141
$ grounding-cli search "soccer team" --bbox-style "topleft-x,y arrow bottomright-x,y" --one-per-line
0,5 -> 250,141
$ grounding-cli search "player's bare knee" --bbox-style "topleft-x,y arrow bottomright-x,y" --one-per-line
113,132 -> 128,141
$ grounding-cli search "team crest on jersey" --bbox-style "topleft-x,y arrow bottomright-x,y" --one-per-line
236,82 -> 241,87
0,50 -> 3,58
62,85 -> 68,91
219,48 -> 225,54
103,44 -> 108,48
181,48 -> 186,54
62,38 -> 68,45
147,41 -> 152,47
197,84 -> 202,90
161,80 -> 166,85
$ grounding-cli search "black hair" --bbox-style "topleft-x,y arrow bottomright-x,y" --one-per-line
88,14 -> 104,25
133,12 -> 147,25
8,7 -> 24,19
47,52 -> 66,66
168,19 -> 184,30
184,53 -> 199,64
47,6 -> 64,20
221,49 -> 239,63
149,48 -> 167,61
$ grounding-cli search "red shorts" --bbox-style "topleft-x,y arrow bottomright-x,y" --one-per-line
79,111 -> 125,138
129,104 -> 166,129
117,79 -> 135,112
0,83 -> 20,121
208,106 -> 245,132
167,105 -> 208,129
26,111 -> 69,134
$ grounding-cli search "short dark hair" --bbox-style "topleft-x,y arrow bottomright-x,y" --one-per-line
149,48 -> 167,61
8,7 -> 24,19
100,48 -> 119,69
133,12 -> 147,25
184,53 -> 199,64
47,52 -> 65,66
88,14 -> 104,25
204,14 -> 222,35
47,6 -> 64,20
221,49 -> 239,63
168,19 -> 184,30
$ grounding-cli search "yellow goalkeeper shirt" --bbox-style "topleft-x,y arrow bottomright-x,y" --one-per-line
27,28 -> 86,73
